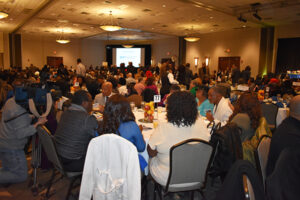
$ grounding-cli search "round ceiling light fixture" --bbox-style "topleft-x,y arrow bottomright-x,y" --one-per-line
100,11 -> 122,31
184,37 -> 200,42
56,30 -> 70,44
122,44 -> 134,48
184,26 -> 200,42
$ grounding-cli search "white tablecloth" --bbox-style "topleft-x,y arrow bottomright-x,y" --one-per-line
134,109 -> 167,175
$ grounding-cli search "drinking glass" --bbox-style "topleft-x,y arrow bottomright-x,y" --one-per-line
130,102 -> 135,111
141,101 -> 145,110
153,120 -> 159,129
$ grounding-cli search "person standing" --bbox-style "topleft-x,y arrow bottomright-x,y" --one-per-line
76,58 -> 86,77
185,63 -> 193,90
231,64 -> 240,86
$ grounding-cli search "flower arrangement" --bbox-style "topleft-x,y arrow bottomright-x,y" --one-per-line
144,101 -> 154,122
258,90 -> 265,101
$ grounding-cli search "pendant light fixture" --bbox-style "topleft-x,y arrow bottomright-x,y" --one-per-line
122,37 -> 134,48
56,30 -> 70,44
184,26 -> 200,42
122,44 -> 134,48
0,11 -> 8,19
100,11 -> 122,32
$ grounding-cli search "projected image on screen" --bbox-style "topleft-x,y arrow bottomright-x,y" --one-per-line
116,48 -> 141,67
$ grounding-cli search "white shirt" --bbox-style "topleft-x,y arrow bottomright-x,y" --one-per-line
213,97 -> 233,126
118,85 -> 128,96
76,62 -> 86,77
167,72 -> 179,84
148,118 -> 211,186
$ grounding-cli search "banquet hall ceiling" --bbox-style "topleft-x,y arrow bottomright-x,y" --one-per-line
0,0 -> 300,40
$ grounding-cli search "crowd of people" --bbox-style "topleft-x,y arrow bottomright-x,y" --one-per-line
0,59 -> 300,199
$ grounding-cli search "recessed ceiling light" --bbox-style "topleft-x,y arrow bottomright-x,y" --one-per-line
242,25 -> 247,28
162,5 -> 166,8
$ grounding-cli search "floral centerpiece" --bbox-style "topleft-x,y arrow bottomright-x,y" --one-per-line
144,101 -> 154,122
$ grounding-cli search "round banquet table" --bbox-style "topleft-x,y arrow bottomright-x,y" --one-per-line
133,108 -> 211,174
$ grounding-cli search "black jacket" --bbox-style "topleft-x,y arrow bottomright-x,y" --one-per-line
266,117 -> 300,177
266,146 -> 300,200
215,160 -> 265,200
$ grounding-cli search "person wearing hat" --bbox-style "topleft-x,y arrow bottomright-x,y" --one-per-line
266,95 -> 300,177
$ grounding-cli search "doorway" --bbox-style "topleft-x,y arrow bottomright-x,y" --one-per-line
47,56 -> 63,68
218,56 -> 240,72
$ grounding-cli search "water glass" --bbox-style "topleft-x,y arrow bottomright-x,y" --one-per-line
130,102 -> 135,111
141,101 -> 145,110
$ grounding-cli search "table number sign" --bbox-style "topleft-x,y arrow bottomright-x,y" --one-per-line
153,95 -> 161,103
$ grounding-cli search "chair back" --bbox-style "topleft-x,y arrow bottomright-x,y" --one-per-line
166,139 -> 213,192
261,103 -> 278,128
127,94 -> 142,108
37,125 -> 65,174
243,174 -> 256,200
254,135 -> 271,187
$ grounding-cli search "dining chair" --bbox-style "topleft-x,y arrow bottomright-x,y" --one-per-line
260,102 -> 279,131
37,125 -> 82,200
243,174 -> 256,200
79,134 -> 141,200
152,138 -> 213,200
254,135 -> 272,189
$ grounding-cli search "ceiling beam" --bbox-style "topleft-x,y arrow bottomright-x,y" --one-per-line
12,0 -> 56,34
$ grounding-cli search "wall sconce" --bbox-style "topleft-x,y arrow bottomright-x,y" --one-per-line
194,57 -> 199,67
205,57 -> 210,67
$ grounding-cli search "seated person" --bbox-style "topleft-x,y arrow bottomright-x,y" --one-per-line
195,85 -> 214,116
118,77 -> 128,96
54,90 -> 98,172
94,81 -> 114,112
101,94 -> 145,152
126,72 -> 137,85
266,95 -> 300,177
0,80 -> 47,184
159,84 -> 180,107
189,79 -> 202,96
206,85 -> 233,126
145,76 -> 158,95
134,77 -> 146,96
148,91 -> 210,186
228,93 -> 262,142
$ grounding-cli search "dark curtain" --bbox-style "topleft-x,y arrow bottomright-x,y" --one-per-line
276,38 -> 300,74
